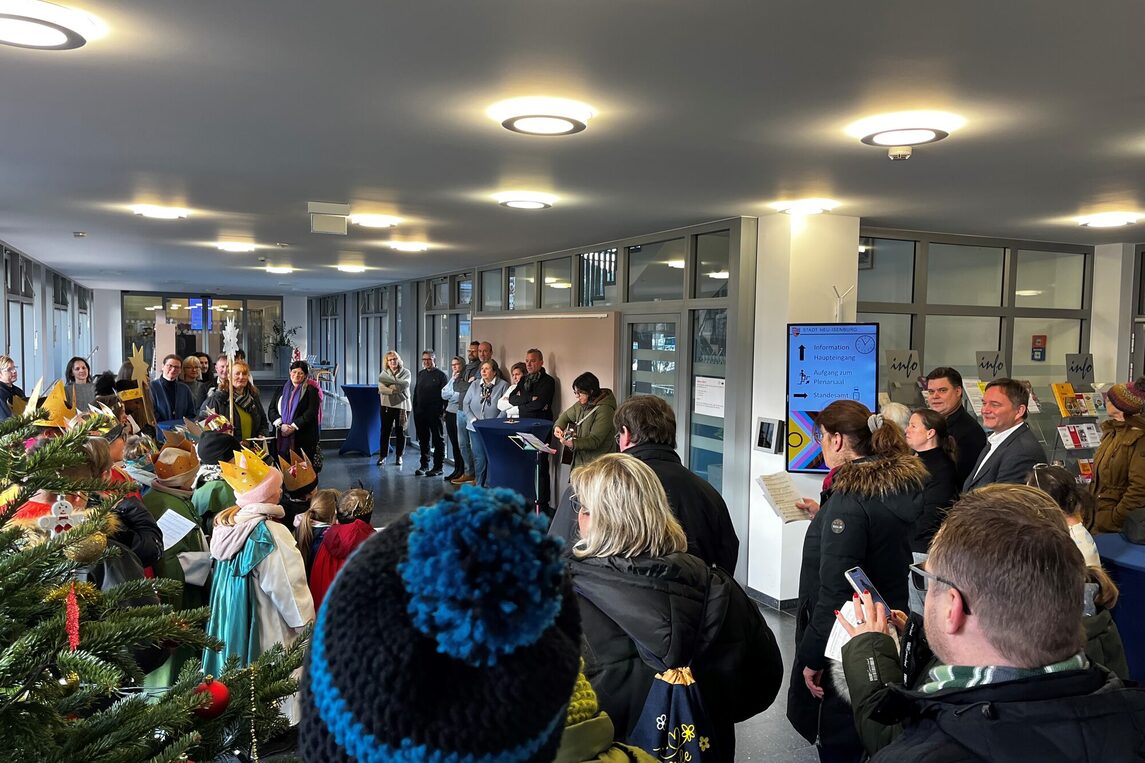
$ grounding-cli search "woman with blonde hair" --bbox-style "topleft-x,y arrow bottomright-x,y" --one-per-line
295,488 -> 339,573
201,359 -> 268,444
376,350 -> 412,467
569,453 -> 782,759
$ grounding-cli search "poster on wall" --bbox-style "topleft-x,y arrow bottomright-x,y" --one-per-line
786,323 -> 879,473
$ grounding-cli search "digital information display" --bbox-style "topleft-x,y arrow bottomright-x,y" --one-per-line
786,323 -> 879,473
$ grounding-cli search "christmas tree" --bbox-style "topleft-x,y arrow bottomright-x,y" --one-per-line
0,406 -> 309,763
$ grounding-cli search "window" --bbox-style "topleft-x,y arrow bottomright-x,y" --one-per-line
858,238 -> 915,303
481,269 -> 503,311
578,248 -> 618,307
628,239 -> 685,302
690,308 -> 727,489
431,278 -> 450,308
456,274 -> 473,307
923,315 -> 1000,380
508,263 -> 536,310
1015,250 -> 1085,309
541,258 -> 573,308
927,243 -> 1005,306
694,231 -> 730,299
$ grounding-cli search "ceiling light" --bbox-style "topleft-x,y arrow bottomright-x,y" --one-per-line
132,204 -> 189,220
549,282 -> 572,289
707,271 -> 730,279
337,265 -> 367,273
846,111 -> 965,146
350,214 -> 402,228
666,259 -> 686,269
0,0 -> 105,50
1076,211 -> 1140,228
493,191 -> 556,209
217,241 -> 257,253
266,265 -> 293,274
858,245 -> 869,253
387,241 -> 429,252
769,198 -> 839,215
168,304 -> 182,310
487,97 -> 595,136
1015,290 -> 1044,297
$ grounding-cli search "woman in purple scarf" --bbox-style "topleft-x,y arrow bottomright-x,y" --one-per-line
268,360 -> 321,468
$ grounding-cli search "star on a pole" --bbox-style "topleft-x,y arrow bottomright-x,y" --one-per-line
222,317 -> 240,360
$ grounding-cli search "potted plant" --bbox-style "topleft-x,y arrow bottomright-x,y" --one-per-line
264,321 -> 302,376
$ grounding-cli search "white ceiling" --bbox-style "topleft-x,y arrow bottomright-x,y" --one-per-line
2,0 -> 1144,295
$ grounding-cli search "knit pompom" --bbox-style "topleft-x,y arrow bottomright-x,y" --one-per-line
399,485 -> 564,667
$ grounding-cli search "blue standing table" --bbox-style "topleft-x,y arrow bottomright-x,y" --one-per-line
472,418 -> 553,505
340,384 -> 381,456
1096,532 -> 1145,681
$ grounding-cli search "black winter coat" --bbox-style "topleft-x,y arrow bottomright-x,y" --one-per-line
913,448 -> 959,553
267,382 -> 321,461
571,553 -> 782,753
945,405 -> 987,486
549,443 -> 740,572
869,666 -> 1145,762
508,368 -> 556,420
109,495 -> 164,568
788,453 -> 926,750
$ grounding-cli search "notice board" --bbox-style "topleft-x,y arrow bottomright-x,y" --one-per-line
786,323 -> 879,473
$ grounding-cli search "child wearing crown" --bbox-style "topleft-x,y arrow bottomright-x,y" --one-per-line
202,447 -> 314,723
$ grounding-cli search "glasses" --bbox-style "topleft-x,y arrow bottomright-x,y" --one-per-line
570,492 -> 590,516
909,563 -> 972,615
813,427 -> 830,443
614,431 -> 622,444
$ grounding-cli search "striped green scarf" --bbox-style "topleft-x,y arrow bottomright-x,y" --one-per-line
919,653 -> 1089,694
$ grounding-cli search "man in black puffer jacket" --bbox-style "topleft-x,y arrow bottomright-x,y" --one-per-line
838,485 -> 1145,762
550,395 -> 739,572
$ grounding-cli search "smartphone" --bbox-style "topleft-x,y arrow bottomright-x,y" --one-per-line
844,566 -> 890,614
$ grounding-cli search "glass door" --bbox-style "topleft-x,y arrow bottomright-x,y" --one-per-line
627,317 -> 679,403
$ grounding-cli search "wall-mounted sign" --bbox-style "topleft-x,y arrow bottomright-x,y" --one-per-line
787,323 -> 879,473
975,351 -> 1008,381
693,375 -> 726,417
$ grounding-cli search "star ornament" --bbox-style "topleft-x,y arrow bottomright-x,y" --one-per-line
222,317 -> 240,360
130,344 -> 150,386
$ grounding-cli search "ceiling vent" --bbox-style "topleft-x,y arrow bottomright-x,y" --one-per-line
308,201 -> 351,235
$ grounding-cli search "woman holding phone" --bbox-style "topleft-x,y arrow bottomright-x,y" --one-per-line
788,400 -> 926,763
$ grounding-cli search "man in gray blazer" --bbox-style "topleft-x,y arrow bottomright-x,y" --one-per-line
962,377 -> 1047,492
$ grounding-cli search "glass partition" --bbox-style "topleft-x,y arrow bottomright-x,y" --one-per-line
578,248 -> 618,306
629,320 -> 677,401
541,258 -> 573,308
481,269 -> 503,311
923,315 -> 1000,380
694,231 -> 730,299
927,243 -> 1004,306
628,239 -> 685,302
1015,251 -> 1085,309
858,238 -> 915,303
690,308 -> 726,489
508,263 -> 536,310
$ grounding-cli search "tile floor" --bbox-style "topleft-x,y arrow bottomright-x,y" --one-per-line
319,451 -> 821,762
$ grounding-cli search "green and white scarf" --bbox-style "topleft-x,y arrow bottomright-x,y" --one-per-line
919,653 -> 1089,694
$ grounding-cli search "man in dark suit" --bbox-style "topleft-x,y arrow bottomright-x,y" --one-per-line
149,354 -> 197,421
925,366 -> 987,485
962,377 -> 1046,492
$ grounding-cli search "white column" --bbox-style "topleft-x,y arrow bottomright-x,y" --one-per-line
747,213 -> 860,603
1091,243 -> 1135,383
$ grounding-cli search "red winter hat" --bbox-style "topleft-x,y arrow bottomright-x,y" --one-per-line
1106,378 -> 1145,415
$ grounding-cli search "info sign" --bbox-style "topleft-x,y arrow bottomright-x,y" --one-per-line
786,323 -> 879,473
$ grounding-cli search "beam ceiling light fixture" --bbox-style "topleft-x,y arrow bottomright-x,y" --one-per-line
769,198 -> 839,215
1076,211 -> 1140,228
217,241 -> 257,253
349,214 -> 402,228
387,241 -> 429,252
493,191 -> 556,210
132,204 -> 189,220
266,265 -> 293,274
337,264 -> 367,273
0,0 -> 105,50
487,97 -> 595,136
846,111 -> 965,159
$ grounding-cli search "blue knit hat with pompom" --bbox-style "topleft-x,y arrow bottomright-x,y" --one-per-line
300,485 -> 581,762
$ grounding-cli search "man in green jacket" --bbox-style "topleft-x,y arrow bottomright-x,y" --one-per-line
837,484 -> 1145,761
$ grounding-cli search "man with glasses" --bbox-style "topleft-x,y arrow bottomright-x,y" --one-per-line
149,354 -> 197,421
835,484 -> 1145,760
412,349 -> 448,476
0,355 -> 28,422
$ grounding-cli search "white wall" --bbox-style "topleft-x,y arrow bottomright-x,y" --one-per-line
747,213 -> 860,603
91,289 -> 122,376
1091,243 -> 1134,384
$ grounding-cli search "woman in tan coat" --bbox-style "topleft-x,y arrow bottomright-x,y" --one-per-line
1092,378 -> 1145,533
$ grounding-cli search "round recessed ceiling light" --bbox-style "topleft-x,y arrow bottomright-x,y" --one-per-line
350,214 -> 402,228
387,241 -> 429,252
487,97 -> 595,136
0,0 -> 105,49
132,204 -> 189,220
846,111 -> 966,147
337,264 -> 367,273
769,198 -> 839,215
493,191 -> 556,210
266,265 -> 293,274
1076,211 -> 1140,228
217,241 -> 257,253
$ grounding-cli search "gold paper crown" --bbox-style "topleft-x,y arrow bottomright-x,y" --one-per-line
34,381 -> 78,428
219,446 -> 273,494
277,449 -> 317,493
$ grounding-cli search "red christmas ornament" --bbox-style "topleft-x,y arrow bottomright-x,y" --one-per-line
193,675 -> 230,719
65,584 -> 80,651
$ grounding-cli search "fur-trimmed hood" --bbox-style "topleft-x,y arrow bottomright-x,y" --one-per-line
831,453 -> 929,499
